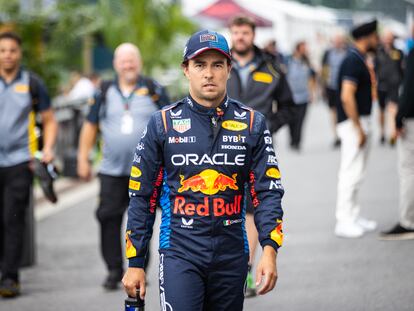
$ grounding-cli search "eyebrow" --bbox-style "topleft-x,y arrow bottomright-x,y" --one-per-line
193,59 -> 225,65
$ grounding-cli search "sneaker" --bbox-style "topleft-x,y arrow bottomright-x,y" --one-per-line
335,221 -> 364,238
245,271 -> 256,298
0,278 -> 20,298
102,269 -> 123,290
356,217 -> 377,232
379,224 -> 414,241
333,138 -> 341,149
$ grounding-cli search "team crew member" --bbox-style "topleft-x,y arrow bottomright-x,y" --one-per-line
380,48 -> 414,240
0,32 -> 58,298
375,30 -> 404,145
226,15 -> 292,297
335,21 -> 379,238
286,41 -> 317,151
77,43 -> 168,290
321,32 -> 348,148
122,30 -> 284,310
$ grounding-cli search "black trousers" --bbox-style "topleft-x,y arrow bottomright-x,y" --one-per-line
96,174 -> 130,273
0,162 -> 33,281
288,103 -> 308,147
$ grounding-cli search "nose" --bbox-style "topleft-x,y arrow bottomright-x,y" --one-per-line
204,66 -> 214,79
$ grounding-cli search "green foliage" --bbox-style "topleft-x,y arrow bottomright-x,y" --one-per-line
0,0 -> 195,96
96,0 -> 196,74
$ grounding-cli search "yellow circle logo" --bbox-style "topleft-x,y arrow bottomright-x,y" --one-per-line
266,168 -> 281,179
130,166 -> 142,178
222,120 -> 248,131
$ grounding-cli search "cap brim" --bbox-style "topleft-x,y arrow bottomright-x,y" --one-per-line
185,47 -> 231,62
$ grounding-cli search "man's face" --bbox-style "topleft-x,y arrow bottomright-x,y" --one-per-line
367,32 -> 379,52
183,50 -> 231,103
113,50 -> 141,83
382,31 -> 394,47
0,38 -> 22,72
230,24 -> 255,55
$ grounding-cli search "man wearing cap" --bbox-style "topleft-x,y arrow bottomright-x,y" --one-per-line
122,30 -> 284,310
335,20 -> 379,238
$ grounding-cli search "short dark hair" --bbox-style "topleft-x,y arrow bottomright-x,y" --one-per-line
0,32 -> 22,46
229,15 -> 256,32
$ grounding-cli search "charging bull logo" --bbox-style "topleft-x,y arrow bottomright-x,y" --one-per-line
125,230 -> 137,258
178,169 -> 238,195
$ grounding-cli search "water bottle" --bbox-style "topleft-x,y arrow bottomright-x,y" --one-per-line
125,289 -> 145,311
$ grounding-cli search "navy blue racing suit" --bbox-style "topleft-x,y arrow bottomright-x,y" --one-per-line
126,95 -> 284,311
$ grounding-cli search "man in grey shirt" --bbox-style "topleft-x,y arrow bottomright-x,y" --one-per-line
77,43 -> 169,290
0,32 -> 58,298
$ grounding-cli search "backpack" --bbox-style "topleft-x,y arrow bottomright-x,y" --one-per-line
98,76 -> 165,119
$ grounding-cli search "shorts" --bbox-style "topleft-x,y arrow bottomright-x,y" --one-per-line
378,88 -> 399,111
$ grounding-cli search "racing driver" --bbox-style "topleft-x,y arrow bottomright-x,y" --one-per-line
122,30 -> 285,310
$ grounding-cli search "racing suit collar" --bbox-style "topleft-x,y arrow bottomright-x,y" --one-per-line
186,94 -> 229,116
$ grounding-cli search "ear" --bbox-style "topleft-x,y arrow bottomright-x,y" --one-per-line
182,63 -> 190,80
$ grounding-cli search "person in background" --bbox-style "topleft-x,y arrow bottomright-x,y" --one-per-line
122,29 -> 284,310
263,39 -> 286,71
380,48 -> 414,240
65,71 -> 97,102
286,41 -> 317,151
375,30 -> 404,145
405,24 -> 414,54
335,20 -> 379,238
0,32 -> 58,298
321,32 -> 348,148
77,42 -> 169,290
226,15 -> 293,297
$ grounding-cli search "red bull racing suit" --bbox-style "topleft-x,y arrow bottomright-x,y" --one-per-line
126,95 -> 284,310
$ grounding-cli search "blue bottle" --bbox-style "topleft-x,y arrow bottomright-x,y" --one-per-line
125,290 -> 145,311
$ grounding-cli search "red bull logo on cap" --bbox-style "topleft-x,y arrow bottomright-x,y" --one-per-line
178,169 -> 238,195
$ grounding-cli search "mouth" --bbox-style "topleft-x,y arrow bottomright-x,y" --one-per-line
203,83 -> 216,88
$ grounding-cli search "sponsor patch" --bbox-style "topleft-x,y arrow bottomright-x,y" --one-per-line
264,136 -> 273,145
221,145 -> 246,150
223,135 -> 246,143
223,219 -> 243,226
14,84 -> 29,93
178,169 -> 238,195
234,111 -> 247,120
168,136 -> 196,144
135,87 -> 149,96
253,72 -> 273,84
267,155 -> 278,165
266,168 -> 281,179
137,142 -> 145,151
181,217 -> 194,229
125,230 -> 137,258
129,180 -> 141,191
173,119 -> 191,133
170,109 -> 182,118
270,180 -> 283,190
133,154 -> 141,163
130,166 -> 142,178
171,153 -> 245,166
200,33 -> 218,42
270,223 -> 283,246
222,120 -> 247,132
174,195 -> 243,217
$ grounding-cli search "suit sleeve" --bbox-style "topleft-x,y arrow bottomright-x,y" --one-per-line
249,112 -> 284,252
126,112 -> 165,268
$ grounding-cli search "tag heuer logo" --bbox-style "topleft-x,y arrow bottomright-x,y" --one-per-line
200,34 -> 218,42
173,119 -> 191,133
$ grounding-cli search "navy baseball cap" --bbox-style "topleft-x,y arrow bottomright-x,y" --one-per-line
183,30 -> 231,63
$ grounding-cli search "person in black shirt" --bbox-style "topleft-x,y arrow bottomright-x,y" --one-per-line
335,20 -> 379,238
380,48 -> 414,240
375,30 -> 404,145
